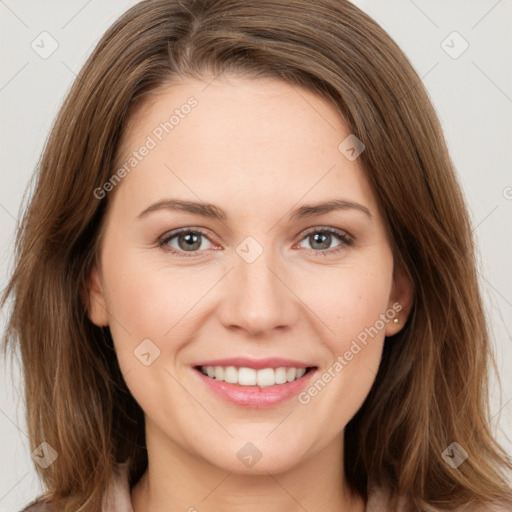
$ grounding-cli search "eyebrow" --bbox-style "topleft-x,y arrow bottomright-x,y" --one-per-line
135,198 -> 373,222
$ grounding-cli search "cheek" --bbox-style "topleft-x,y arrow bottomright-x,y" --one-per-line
302,259 -> 394,347
100,247 -> 189,373
293,288 -> 391,446
295,257 -> 393,413
102,259 -> 196,418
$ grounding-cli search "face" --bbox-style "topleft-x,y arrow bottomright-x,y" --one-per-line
88,75 -> 411,475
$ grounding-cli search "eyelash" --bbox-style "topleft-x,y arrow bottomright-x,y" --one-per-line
157,227 -> 354,258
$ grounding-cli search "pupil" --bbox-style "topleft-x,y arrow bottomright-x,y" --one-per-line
312,232 -> 330,250
180,233 -> 200,251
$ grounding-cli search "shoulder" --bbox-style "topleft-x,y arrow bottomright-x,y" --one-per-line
102,460 -> 134,512
366,482 -> 512,511
19,498 -> 57,512
366,482 -> 407,511
20,461 -> 134,512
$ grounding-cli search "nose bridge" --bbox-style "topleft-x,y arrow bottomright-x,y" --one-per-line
222,235 -> 297,333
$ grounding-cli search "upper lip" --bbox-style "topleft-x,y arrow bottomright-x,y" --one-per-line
193,357 -> 316,370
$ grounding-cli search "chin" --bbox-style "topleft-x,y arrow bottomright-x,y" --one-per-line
196,438 -> 308,476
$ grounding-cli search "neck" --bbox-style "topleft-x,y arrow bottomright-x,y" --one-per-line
131,419 -> 365,512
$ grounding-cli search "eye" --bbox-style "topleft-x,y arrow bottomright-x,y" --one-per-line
158,228 -> 215,257
158,226 -> 354,258
296,227 -> 353,256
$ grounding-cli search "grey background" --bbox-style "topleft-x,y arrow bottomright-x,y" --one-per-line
1,0 -> 511,509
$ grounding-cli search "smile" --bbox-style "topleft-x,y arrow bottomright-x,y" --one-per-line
197,365 -> 314,387
192,357 -> 318,407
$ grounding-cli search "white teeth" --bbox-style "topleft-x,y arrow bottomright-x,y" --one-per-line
286,367 -> 297,382
224,366 -> 238,384
275,367 -> 287,384
214,366 -> 224,380
238,367 -> 257,385
200,365 -> 310,387
256,368 -> 275,387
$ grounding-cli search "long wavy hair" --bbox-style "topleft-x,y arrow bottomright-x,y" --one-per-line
2,0 -> 512,510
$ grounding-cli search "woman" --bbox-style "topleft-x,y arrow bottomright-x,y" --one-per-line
2,0 -> 512,511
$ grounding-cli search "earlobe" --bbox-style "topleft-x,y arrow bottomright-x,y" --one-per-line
385,262 -> 414,337
86,264 -> 109,327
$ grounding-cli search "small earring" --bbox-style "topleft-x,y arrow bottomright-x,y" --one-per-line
393,318 -> 399,324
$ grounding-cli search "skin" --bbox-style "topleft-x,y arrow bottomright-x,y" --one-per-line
87,75 -> 412,512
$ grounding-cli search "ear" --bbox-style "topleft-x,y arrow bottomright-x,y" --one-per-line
385,261 -> 414,337
85,264 -> 109,327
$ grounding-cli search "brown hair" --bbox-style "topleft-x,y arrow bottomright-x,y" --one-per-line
2,0 -> 512,510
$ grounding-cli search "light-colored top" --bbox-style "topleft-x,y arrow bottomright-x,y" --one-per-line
21,460 -> 511,511
100,460 -> 406,512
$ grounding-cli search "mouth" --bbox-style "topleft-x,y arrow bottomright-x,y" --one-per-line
194,365 -> 317,388
191,358 -> 318,408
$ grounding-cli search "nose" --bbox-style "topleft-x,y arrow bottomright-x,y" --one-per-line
217,245 -> 299,336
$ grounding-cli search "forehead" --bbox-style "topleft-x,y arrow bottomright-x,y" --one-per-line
111,76 -> 379,220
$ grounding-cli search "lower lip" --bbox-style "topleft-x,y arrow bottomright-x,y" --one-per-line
193,368 -> 317,408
